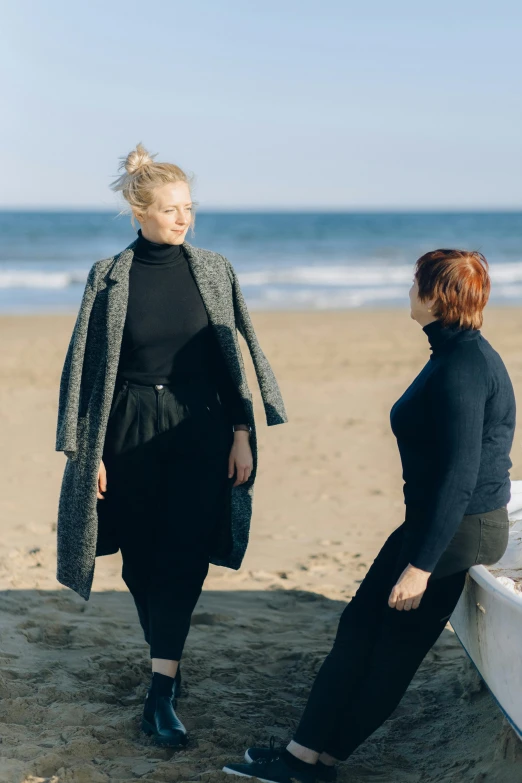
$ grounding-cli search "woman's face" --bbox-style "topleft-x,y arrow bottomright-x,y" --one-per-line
409,277 -> 436,326
135,181 -> 192,245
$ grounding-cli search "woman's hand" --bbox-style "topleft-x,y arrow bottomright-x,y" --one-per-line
228,431 -> 253,487
97,459 -> 107,500
388,564 -> 431,611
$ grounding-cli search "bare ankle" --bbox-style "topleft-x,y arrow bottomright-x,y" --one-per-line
286,740 -> 320,765
151,658 -> 179,679
319,752 -> 338,767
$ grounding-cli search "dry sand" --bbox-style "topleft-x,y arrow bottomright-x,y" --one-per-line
0,309 -> 521,783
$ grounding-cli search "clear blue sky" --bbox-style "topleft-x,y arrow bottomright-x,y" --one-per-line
2,0 -> 521,209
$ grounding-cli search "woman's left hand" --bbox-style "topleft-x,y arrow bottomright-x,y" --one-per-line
388,564 -> 431,611
228,431 -> 254,487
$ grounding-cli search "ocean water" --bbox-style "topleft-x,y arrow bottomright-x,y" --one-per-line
1,211 -> 522,313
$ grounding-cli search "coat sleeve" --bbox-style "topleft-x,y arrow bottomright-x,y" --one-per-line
222,255 -> 288,426
55,264 -> 99,458
207,327 -> 248,425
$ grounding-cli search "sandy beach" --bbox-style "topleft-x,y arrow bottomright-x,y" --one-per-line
0,308 -> 521,783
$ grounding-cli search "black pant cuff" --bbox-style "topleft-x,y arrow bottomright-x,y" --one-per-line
150,650 -> 183,661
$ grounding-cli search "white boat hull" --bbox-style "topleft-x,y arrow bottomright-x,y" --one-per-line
450,491 -> 522,741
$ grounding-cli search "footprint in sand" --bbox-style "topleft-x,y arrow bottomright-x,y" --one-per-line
40,594 -> 87,614
17,619 -> 76,647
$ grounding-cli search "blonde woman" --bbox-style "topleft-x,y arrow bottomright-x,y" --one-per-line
55,144 -> 287,748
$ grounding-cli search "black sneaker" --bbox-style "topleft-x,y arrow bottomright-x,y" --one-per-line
245,740 -> 337,783
244,736 -> 285,764
223,753 -> 316,783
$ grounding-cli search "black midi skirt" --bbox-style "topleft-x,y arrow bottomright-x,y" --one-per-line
96,377 -> 235,572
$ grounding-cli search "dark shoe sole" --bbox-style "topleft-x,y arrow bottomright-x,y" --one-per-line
141,718 -> 188,749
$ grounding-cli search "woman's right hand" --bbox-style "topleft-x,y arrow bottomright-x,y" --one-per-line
97,460 -> 107,500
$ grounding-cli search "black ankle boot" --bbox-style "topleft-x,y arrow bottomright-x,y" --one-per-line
173,666 -> 182,704
142,672 -> 188,748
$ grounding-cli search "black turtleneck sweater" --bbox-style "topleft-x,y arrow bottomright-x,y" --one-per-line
117,230 -> 247,425
390,320 -> 515,572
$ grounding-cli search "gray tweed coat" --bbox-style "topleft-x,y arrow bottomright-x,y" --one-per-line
55,239 -> 287,600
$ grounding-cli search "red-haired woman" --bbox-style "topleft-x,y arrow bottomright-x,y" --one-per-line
223,250 -> 516,783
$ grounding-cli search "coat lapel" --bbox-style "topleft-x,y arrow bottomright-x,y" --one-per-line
104,243 -> 135,391
107,242 -> 136,283
183,242 -> 230,327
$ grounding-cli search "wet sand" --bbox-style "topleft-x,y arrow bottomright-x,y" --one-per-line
0,309 -> 521,782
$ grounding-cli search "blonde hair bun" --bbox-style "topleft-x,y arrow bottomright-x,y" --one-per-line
123,142 -> 156,175
111,143 -> 194,227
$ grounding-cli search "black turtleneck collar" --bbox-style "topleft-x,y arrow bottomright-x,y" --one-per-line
423,319 -> 480,358
134,229 -> 184,265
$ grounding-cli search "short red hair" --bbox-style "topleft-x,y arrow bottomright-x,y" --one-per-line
415,249 -> 490,329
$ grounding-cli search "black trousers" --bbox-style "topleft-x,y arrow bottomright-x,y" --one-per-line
100,377 -> 233,661
293,506 -> 509,760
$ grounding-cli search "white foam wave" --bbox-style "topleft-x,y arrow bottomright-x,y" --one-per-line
0,269 -> 88,289
247,286 -> 409,310
1,261 -> 522,292
238,265 -> 413,287
239,262 -> 522,288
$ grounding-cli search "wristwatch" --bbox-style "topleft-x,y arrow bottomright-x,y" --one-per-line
233,423 -> 252,434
